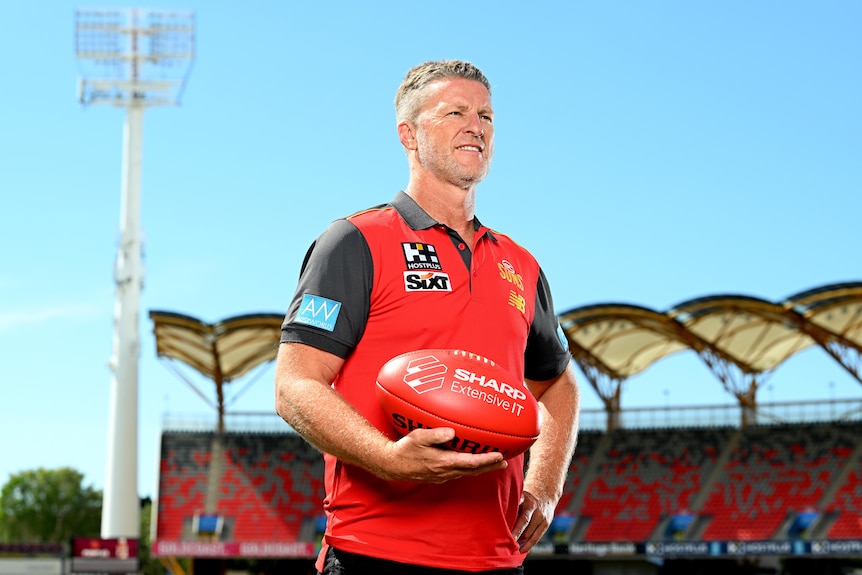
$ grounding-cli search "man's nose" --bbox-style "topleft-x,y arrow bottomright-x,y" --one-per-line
465,113 -> 484,138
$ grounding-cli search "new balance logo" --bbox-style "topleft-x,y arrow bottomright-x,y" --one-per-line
508,290 -> 526,313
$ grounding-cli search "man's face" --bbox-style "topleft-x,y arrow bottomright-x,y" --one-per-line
413,77 -> 494,188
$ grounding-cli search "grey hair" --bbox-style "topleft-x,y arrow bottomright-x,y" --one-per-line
394,60 -> 491,124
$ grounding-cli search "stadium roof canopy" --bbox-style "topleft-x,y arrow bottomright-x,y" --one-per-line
558,281 -> 862,428
147,283 -> 862,432
149,310 -> 284,431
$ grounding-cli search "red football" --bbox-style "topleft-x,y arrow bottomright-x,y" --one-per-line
375,349 -> 541,459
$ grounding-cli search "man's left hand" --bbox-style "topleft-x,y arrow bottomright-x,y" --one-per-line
512,489 -> 555,553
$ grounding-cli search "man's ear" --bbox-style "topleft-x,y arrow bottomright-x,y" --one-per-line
398,121 -> 417,150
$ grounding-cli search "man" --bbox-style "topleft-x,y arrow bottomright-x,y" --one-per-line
275,60 -> 579,574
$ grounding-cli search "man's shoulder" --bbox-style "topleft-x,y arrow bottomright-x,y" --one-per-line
344,202 -> 404,231
313,202 -> 398,242
345,201 -> 396,222
487,227 -> 537,259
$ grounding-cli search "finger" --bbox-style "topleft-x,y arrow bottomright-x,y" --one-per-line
518,524 -> 542,553
407,428 -> 506,468
444,450 -> 507,473
517,511 -> 549,553
513,506 -> 533,541
409,426 -> 456,447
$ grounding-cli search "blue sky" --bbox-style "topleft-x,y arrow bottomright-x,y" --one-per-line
1,1 -> 860,498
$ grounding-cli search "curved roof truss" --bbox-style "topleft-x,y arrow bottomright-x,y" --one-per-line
559,282 -> 862,426
149,310 -> 284,431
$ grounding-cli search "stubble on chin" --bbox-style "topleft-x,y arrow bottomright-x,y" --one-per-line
418,145 -> 492,189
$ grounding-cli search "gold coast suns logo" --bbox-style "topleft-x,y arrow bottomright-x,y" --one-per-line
498,260 -> 526,313
498,260 -> 524,289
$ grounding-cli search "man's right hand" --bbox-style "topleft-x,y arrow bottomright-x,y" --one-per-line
276,343 -> 506,484
377,427 -> 508,483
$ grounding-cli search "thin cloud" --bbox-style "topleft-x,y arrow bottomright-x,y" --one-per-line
0,302 -> 103,332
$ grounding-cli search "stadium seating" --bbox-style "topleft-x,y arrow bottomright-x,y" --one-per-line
155,431 -> 324,542
156,432 -> 211,540
155,420 -> 862,545
698,422 -> 861,541
575,426 -> 734,542
825,439 -> 862,539
556,430 -> 602,513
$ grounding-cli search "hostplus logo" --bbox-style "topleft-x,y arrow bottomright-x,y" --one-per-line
402,242 -> 442,270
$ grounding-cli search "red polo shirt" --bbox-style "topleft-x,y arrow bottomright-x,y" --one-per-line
281,192 -> 570,571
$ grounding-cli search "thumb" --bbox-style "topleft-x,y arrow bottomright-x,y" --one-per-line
408,426 -> 456,447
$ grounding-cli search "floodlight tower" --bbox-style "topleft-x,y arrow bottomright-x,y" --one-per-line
75,8 -> 194,539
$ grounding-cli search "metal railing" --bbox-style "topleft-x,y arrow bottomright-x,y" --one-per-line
162,397 -> 862,434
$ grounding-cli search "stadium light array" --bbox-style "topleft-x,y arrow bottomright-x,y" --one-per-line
74,7 -> 195,541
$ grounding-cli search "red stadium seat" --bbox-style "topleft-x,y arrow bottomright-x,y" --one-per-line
155,432 -> 324,543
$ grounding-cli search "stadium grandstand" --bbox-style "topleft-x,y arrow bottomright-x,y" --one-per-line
147,282 -> 862,575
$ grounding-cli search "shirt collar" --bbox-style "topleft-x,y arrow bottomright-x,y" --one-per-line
391,191 -> 497,241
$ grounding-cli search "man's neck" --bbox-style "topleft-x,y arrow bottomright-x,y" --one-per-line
405,180 -> 477,244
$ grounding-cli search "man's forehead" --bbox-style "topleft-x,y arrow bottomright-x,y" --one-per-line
423,78 -> 493,108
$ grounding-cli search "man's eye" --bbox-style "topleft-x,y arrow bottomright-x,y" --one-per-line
482,115 -> 493,123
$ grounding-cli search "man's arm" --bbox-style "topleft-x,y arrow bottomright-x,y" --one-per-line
274,341 -> 509,483
512,363 -> 580,552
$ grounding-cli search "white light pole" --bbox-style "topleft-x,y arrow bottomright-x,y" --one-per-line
75,8 -> 194,539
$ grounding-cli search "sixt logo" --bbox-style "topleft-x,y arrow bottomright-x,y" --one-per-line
402,242 -> 442,270
404,271 -> 452,292
403,354 -> 448,394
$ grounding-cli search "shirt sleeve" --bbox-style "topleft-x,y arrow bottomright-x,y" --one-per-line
524,267 -> 572,381
280,218 -> 373,359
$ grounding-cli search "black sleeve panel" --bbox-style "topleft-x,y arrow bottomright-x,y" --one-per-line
280,218 -> 373,359
524,267 -> 572,381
